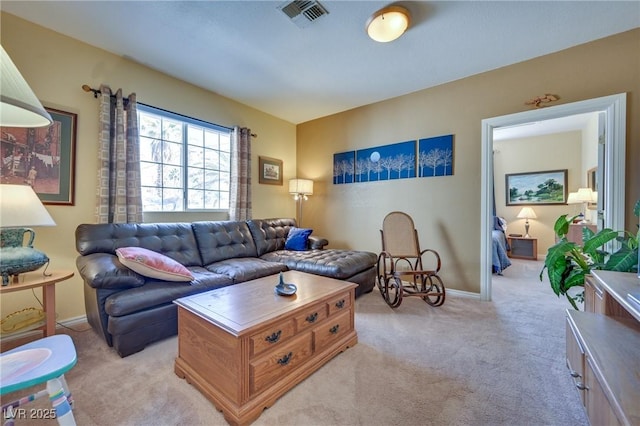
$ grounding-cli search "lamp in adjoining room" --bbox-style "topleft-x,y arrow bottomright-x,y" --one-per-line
366,5 -> 411,42
289,179 -> 313,227
575,187 -> 597,223
1,45 -> 52,127
0,184 -> 56,285
566,191 -> 582,219
517,207 -> 537,238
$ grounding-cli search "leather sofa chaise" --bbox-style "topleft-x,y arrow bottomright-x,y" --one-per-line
75,218 -> 376,357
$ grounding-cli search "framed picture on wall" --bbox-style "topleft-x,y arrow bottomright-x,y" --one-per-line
258,156 -> 283,185
505,169 -> 567,206
0,107 -> 77,205
587,167 -> 597,210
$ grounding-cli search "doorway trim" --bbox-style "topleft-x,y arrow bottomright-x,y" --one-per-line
480,93 -> 626,301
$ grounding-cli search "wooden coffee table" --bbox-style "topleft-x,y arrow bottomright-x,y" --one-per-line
173,270 -> 358,425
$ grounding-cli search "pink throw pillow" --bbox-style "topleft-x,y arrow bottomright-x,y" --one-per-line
115,247 -> 193,282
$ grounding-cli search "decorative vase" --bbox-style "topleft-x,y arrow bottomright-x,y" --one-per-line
0,228 -> 49,286
274,272 -> 297,296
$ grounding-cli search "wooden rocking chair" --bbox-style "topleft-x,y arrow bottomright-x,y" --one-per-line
376,211 -> 446,308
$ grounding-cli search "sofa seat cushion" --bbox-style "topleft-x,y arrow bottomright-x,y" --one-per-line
261,249 -> 377,279
206,258 -> 287,283
104,269 -> 232,317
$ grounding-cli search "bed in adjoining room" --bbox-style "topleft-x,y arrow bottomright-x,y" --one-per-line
492,216 -> 511,275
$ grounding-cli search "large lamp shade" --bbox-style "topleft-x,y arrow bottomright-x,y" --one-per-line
0,45 -> 52,127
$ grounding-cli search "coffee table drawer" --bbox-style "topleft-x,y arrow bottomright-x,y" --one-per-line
327,292 -> 351,316
250,319 -> 296,357
314,310 -> 352,351
294,304 -> 328,332
250,332 -> 313,395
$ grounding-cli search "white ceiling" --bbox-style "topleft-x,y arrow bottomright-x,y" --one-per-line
2,1 -> 639,124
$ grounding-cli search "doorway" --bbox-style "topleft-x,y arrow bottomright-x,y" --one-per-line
480,93 -> 627,301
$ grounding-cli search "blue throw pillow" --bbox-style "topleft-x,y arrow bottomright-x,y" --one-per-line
284,227 -> 313,251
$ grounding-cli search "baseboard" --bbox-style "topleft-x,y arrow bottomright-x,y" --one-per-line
447,288 -> 481,300
0,315 -> 88,343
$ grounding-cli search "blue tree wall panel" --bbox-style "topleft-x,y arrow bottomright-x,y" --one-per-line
418,134 -> 454,177
333,151 -> 355,184
356,140 -> 416,182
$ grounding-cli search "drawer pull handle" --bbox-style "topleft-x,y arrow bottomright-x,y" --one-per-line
569,370 -> 581,378
265,330 -> 282,344
575,382 -> 588,391
329,324 -> 340,334
278,352 -> 293,366
335,299 -> 345,309
306,312 -> 318,323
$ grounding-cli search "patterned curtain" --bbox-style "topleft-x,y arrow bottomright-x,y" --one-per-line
95,85 -> 143,223
229,127 -> 252,220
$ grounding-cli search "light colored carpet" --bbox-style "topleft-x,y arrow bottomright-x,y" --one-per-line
1,259 -> 588,425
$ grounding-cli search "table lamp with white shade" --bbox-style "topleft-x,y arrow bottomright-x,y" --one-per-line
574,187 -> 597,223
517,207 -> 537,238
1,44 -> 56,285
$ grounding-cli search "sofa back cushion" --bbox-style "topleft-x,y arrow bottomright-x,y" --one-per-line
192,221 -> 258,264
247,218 -> 297,256
75,223 -> 203,267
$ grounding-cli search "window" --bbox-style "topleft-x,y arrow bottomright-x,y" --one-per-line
138,105 -> 231,212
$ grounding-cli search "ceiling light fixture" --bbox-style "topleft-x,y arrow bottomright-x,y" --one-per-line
366,5 -> 410,43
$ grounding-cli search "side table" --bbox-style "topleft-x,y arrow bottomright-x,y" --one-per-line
0,271 -> 74,337
507,237 -> 537,260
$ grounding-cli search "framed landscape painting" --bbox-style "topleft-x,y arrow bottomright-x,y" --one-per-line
505,169 -> 567,206
0,107 -> 77,205
258,156 -> 283,185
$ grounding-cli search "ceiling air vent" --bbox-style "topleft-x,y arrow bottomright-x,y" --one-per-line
278,0 -> 329,28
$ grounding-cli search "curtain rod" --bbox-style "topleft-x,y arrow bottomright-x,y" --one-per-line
81,84 -> 257,138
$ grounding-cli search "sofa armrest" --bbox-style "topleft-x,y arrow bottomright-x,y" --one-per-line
76,253 -> 146,289
308,236 -> 329,250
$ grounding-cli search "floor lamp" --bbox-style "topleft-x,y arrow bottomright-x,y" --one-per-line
289,179 -> 313,227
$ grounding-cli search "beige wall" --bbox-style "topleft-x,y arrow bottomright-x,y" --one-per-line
297,28 -> 640,294
1,14 -> 638,321
494,131 -> 582,256
1,13 -> 297,323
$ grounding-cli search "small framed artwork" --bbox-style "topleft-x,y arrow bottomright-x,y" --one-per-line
0,107 -> 77,205
258,156 -> 283,185
586,167 -> 597,210
505,169 -> 567,206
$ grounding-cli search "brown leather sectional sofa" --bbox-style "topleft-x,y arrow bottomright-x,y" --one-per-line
75,218 -> 376,357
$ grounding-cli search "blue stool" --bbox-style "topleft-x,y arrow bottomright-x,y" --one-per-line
1,335 -> 77,425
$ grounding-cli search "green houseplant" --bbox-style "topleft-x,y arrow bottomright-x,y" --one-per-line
540,200 -> 640,310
